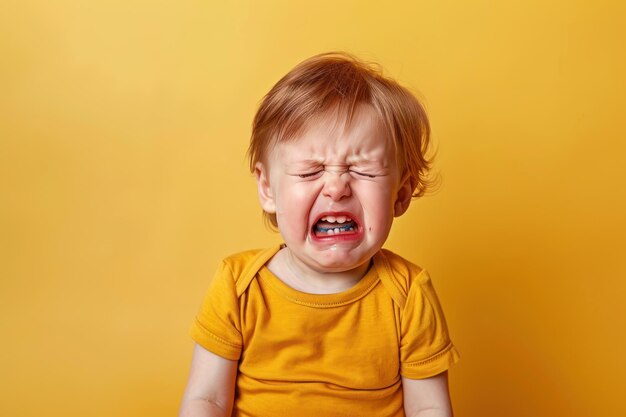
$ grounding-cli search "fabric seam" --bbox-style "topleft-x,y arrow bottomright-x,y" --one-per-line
402,343 -> 456,367
259,271 -> 381,308
194,318 -> 242,349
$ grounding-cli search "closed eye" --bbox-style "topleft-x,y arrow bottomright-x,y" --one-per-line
298,171 -> 323,178
349,170 -> 377,178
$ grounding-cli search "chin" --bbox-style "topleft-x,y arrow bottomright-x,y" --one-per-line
306,245 -> 374,271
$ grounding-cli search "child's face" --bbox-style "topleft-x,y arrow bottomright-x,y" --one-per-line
255,105 -> 412,275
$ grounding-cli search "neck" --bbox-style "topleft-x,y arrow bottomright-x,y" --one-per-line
268,247 -> 371,294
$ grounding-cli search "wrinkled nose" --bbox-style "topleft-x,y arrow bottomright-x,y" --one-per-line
322,171 -> 351,201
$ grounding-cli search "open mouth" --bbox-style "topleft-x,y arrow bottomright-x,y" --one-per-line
313,215 -> 359,237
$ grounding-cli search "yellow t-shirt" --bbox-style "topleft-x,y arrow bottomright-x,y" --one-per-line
191,245 -> 459,417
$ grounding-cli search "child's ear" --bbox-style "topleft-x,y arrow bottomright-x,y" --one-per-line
254,162 -> 276,214
394,172 -> 414,217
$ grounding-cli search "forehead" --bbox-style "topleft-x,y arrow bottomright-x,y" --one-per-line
270,105 -> 393,162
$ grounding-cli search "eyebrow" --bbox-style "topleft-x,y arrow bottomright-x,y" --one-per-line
285,158 -> 324,167
346,155 -> 389,167
298,158 -> 325,164
286,157 -> 388,168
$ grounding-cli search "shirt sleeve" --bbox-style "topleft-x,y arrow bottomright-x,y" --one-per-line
399,270 -> 460,379
190,260 -> 243,360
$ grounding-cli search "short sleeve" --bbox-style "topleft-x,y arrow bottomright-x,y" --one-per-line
400,271 -> 460,379
190,260 -> 243,360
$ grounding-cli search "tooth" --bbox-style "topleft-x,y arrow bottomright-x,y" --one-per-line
346,217 -> 352,222
327,229 -> 335,235
326,216 -> 336,223
321,217 -> 328,222
337,216 -> 346,223
334,228 -> 340,234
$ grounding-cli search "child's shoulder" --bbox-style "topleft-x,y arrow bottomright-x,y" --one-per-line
377,248 -> 429,282
222,244 -> 280,262
217,245 -> 282,293
375,248 -> 432,306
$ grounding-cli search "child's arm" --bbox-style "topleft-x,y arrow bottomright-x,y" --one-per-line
402,371 -> 454,417
179,344 -> 238,417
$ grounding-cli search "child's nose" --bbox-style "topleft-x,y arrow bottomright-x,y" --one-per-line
322,171 -> 351,201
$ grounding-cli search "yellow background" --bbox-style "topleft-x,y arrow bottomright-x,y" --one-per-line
2,1 -> 625,416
